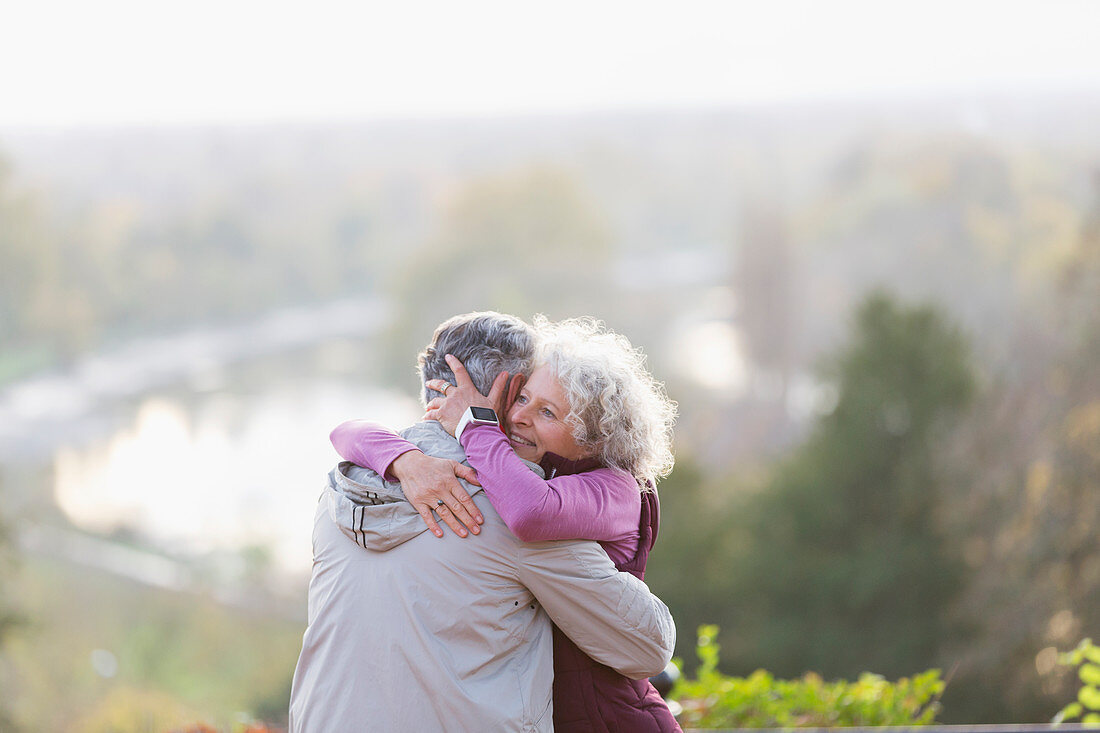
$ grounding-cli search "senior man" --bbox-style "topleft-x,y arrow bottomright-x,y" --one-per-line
289,311 -> 676,732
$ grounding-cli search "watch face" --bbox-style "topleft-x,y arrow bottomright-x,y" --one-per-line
470,406 -> 498,422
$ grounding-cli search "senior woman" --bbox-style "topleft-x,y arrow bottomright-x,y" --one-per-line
332,316 -> 680,732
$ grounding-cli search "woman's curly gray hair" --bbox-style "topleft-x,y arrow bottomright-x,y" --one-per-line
533,315 -> 676,488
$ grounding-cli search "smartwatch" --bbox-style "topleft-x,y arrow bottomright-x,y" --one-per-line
455,406 -> 499,443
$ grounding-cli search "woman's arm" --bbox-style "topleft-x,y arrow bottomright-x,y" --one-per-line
459,423 -> 640,544
418,355 -> 640,545
330,419 -> 484,538
330,419 -> 420,480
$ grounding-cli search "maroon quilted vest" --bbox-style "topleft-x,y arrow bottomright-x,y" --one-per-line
539,455 -> 681,733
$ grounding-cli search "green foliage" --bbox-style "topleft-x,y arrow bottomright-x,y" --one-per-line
1054,638 -> 1100,726
643,456 -> 744,672
673,625 -> 943,728
723,292 -> 975,679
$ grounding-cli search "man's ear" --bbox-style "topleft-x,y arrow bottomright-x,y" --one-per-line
504,374 -> 526,411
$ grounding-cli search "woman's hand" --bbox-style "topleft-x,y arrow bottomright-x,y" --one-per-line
423,354 -> 509,435
390,450 -> 484,538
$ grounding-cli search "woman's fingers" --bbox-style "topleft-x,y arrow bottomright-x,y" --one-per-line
415,503 -> 445,538
445,354 -> 479,393
425,380 -> 451,397
453,462 -> 481,487
410,462 -> 483,536
430,500 -> 471,538
449,462 -> 484,523
397,452 -> 478,536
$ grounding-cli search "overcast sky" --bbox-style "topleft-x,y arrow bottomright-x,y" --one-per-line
2,0 -> 1099,128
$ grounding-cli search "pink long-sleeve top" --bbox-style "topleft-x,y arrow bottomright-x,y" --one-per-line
330,419 -> 641,565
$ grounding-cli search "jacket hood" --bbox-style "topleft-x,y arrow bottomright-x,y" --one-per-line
323,420 -> 543,551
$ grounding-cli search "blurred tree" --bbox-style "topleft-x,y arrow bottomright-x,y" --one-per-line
0,155 -> 116,363
0,148 -> 399,369
797,135 -> 1056,367
734,198 -> 797,401
645,457 -> 743,671
939,171 -> 1100,723
0,157 -> 57,367
381,166 -> 614,387
723,291 -> 975,680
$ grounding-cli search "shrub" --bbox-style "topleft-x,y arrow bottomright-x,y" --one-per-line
1053,637 -> 1100,725
672,625 -> 944,728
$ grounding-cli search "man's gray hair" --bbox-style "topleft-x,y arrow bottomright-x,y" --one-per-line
418,311 -> 536,406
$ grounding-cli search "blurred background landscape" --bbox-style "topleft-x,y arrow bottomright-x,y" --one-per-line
3,1 -> 1100,729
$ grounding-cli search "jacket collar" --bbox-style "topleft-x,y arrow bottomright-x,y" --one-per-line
538,452 -> 603,479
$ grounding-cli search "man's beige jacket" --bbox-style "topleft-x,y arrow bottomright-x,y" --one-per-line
289,421 -> 676,732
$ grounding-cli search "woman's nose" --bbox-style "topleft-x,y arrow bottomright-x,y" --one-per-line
509,403 -> 531,426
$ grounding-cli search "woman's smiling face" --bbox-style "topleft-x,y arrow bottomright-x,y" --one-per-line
505,366 -> 590,464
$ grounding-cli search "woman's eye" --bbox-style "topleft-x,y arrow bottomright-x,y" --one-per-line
541,408 -> 555,419
516,394 -> 528,404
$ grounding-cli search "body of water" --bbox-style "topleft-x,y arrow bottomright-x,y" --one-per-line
0,299 -> 422,578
